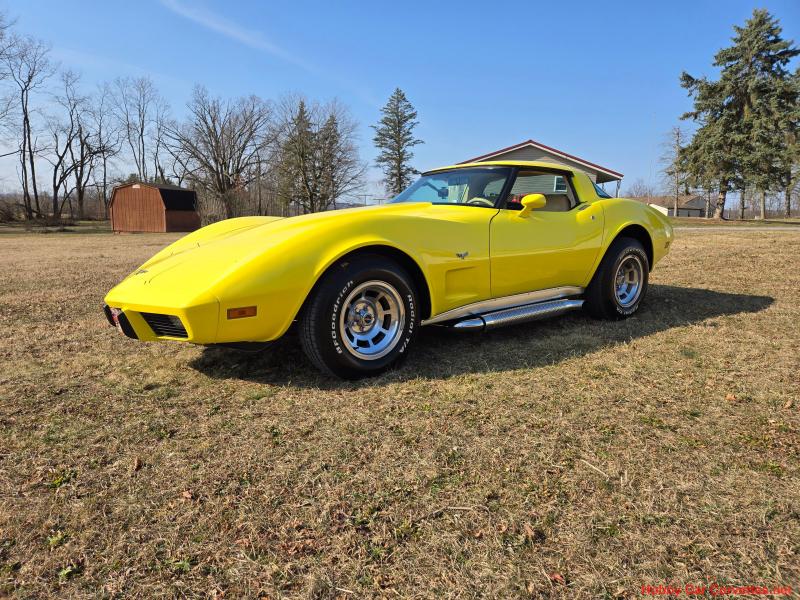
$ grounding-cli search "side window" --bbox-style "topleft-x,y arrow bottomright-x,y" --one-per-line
506,171 -> 576,211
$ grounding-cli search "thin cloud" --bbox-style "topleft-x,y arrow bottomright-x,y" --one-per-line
159,0 -> 313,72
158,0 -> 378,108
51,47 -> 192,89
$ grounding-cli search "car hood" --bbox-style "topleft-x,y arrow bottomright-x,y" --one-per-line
117,203 -> 443,301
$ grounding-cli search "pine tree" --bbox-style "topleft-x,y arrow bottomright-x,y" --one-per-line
318,114 -> 340,206
774,69 -> 800,217
372,88 -> 423,197
277,99 -> 365,214
680,9 -> 798,219
679,117 -> 738,219
729,10 -> 799,218
278,100 -> 316,213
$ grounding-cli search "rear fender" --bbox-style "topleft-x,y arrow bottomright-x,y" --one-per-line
583,199 -> 672,284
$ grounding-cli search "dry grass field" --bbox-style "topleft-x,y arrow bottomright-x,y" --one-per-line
670,217 -> 800,228
0,229 -> 798,599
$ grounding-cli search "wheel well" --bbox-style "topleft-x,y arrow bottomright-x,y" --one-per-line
315,245 -> 433,320
614,224 -> 653,269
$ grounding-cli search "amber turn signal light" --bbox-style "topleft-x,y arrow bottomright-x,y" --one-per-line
227,306 -> 257,319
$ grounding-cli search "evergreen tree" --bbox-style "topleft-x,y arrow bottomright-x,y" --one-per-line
277,99 -> 364,214
680,9 -> 798,219
731,10 -> 799,218
278,100 -> 316,213
679,117 -> 739,219
319,114 -> 340,205
774,69 -> 800,217
372,88 -> 423,197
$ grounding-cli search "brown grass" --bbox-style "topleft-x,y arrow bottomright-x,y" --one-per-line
0,230 -> 798,599
671,216 -> 800,227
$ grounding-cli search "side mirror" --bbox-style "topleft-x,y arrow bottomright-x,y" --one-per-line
517,193 -> 546,217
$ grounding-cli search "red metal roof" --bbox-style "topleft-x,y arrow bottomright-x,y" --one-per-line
459,139 -> 623,180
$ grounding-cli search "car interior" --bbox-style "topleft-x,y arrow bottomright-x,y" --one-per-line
392,168 -> 579,212
505,171 -> 576,212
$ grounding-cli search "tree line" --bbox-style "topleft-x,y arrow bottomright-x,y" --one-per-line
654,10 -> 799,219
0,15 -> 425,224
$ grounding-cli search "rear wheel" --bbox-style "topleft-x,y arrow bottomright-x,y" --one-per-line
584,237 -> 649,319
299,255 -> 419,379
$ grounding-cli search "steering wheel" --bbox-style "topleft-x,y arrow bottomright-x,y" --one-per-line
466,197 -> 494,208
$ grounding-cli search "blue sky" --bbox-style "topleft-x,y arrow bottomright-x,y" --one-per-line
3,0 -> 799,195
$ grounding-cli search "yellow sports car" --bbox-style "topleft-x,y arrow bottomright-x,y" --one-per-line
104,161 -> 673,378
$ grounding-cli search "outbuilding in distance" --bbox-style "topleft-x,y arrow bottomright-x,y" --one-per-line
460,138 -> 624,196
110,182 -> 201,233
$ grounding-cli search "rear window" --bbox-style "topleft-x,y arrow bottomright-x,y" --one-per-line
593,182 -> 612,199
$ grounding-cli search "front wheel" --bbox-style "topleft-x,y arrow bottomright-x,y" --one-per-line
584,237 -> 649,319
299,255 -> 419,379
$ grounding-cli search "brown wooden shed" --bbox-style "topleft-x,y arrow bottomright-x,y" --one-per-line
110,183 -> 201,233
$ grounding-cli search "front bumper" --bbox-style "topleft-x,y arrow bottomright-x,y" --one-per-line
103,259 -> 302,345
102,300 -> 220,343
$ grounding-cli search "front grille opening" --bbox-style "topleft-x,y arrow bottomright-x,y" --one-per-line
141,312 -> 188,338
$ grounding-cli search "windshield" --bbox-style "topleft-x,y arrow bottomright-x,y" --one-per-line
391,167 -> 512,207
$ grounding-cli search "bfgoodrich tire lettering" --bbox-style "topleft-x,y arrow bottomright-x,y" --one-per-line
584,237 -> 649,320
300,255 -> 419,379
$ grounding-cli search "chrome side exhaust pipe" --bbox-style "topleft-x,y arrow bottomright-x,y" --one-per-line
450,298 -> 585,331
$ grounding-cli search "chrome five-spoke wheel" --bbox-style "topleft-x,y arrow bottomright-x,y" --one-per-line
614,255 -> 644,308
339,280 -> 406,360
300,255 -> 419,379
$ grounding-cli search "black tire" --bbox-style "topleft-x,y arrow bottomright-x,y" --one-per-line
299,255 -> 419,379
584,237 -> 649,320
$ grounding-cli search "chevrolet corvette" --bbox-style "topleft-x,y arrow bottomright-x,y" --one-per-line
104,161 -> 674,378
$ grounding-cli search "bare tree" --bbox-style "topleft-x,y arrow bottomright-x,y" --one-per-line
0,14 -> 17,126
624,178 -> 656,198
151,95 -> 169,182
90,82 -> 121,217
3,34 -> 54,218
661,126 -> 689,217
42,72 -> 113,220
166,86 -> 275,219
44,72 -> 84,219
111,76 -> 168,182
69,99 -> 110,220
165,147 -> 189,187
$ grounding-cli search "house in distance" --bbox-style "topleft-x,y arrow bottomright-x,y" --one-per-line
634,195 -> 708,217
460,138 -> 624,196
110,183 -> 201,233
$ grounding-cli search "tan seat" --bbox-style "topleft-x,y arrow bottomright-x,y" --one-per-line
541,194 -> 571,212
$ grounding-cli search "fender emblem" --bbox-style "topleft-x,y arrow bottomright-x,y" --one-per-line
456,251 -> 469,260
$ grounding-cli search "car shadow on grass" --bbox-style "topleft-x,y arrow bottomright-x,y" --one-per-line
188,284 -> 773,388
